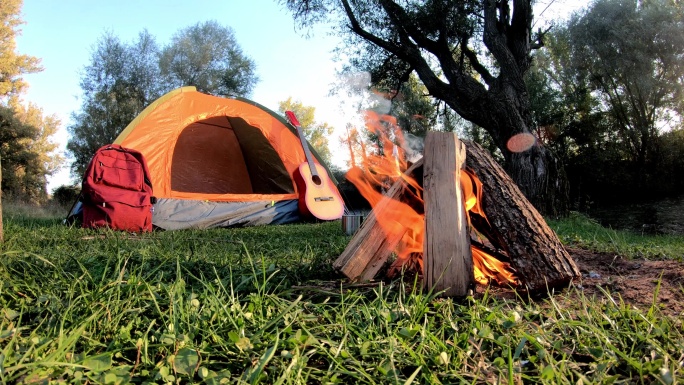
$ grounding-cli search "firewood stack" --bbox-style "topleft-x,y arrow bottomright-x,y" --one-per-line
334,132 -> 580,297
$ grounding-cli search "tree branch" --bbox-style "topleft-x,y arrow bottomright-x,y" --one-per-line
340,0 -> 402,56
483,0 -> 520,80
461,40 -> 495,85
509,0 -> 534,69
376,0 -> 491,102
377,0 -> 467,87
530,26 -> 552,50
377,0 -> 441,53
340,0 -> 452,97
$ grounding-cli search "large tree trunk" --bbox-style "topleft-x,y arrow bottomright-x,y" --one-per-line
505,145 -> 569,218
464,141 -> 579,291
481,75 -> 569,219
433,64 -> 570,217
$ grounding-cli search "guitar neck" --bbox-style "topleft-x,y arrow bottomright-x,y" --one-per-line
286,111 -> 319,178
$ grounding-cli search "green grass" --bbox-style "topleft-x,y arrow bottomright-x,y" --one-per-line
548,212 -> 684,261
2,199 -> 68,223
1,205 -> 683,384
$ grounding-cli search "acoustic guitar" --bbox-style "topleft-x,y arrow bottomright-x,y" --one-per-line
285,110 -> 344,221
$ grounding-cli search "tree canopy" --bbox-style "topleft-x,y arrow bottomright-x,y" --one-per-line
563,0 -> 684,167
528,0 -> 684,205
0,100 -> 61,202
68,22 -> 259,177
67,31 -> 162,177
159,21 -> 258,97
0,0 -> 42,99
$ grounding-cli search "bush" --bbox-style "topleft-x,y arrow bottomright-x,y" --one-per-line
51,184 -> 81,208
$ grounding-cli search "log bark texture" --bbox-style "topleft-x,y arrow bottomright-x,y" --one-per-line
423,133 -> 473,297
333,159 -> 423,281
464,141 -> 580,291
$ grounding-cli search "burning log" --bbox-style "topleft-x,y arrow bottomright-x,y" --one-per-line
423,133 -> 474,297
334,114 -> 579,295
464,141 -> 580,291
333,160 -> 423,281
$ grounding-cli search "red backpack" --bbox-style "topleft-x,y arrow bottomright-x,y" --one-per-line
81,144 -> 155,232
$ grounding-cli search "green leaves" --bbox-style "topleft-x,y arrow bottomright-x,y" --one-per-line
82,353 -> 113,372
173,348 -> 199,376
397,326 -> 420,340
588,347 -> 604,359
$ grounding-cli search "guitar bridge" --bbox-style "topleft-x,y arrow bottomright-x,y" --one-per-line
314,197 -> 334,202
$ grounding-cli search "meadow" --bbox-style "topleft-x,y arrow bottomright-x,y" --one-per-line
1,203 -> 683,384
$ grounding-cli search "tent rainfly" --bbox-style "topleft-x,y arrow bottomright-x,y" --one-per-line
68,86 -> 343,230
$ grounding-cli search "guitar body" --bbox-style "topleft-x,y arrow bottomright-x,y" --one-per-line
285,109 -> 345,221
293,162 -> 344,221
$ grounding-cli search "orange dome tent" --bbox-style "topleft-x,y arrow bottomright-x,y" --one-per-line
68,86 -> 343,230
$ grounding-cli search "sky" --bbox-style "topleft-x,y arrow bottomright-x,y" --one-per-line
15,0 -> 583,191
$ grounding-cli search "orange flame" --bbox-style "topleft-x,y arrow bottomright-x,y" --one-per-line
345,111 -> 518,286
472,245 -> 517,286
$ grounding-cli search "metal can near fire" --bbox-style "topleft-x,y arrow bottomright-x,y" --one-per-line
341,213 -> 365,235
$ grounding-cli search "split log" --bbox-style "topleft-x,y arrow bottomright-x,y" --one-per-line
333,159 -> 423,281
464,141 -> 580,291
423,133 -> 474,297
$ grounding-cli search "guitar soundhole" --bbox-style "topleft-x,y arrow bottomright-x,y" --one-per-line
312,175 -> 322,186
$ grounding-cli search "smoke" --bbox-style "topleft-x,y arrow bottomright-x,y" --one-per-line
337,71 -> 391,115
402,132 -> 424,163
334,71 -> 425,166
341,71 -> 371,91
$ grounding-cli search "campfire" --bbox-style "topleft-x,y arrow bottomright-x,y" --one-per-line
335,112 -> 580,297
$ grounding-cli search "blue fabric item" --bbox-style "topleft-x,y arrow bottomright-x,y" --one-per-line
151,198 -> 301,230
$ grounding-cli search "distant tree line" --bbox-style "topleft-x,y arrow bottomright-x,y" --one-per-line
528,0 -> 684,208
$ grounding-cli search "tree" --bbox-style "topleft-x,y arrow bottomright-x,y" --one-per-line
0,0 -> 42,99
159,20 -> 258,97
562,0 -> 684,173
278,97 -> 335,165
7,97 -> 62,202
281,0 -> 567,215
0,0 -> 62,202
530,0 -> 684,205
9,98 -> 62,176
1,104 -> 40,200
67,31 -> 164,177
339,123 -> 363,168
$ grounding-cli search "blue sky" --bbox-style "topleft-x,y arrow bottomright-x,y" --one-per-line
16,0 -> 351,189
15,0 -> 582,190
